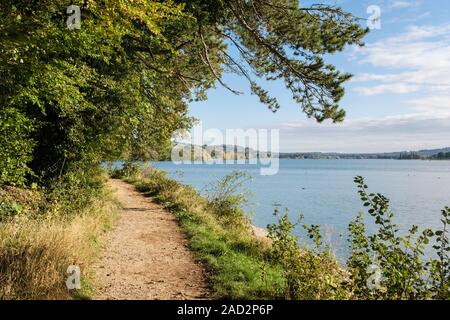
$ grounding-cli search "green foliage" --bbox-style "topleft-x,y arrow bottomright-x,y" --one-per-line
110,162 -> 141,179
205,171 -> 252,226
176,209 -> 285,299
0,108 -> 35,186
192,0 -> 368,122
348,176 -> 450,299
267,209 -> 350,299
1,0 -> 366,187
398,152 -> 423,160
0,202 -> 23,222
1,0 -> 202,186
0,184 -> 45,222
46,166 -> 107,216
431,152 -> 450,160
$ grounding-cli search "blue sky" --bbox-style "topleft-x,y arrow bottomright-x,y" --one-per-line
188,0 -> 450,153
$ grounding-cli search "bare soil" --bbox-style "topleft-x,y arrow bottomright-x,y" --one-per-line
93,179 -> 211,300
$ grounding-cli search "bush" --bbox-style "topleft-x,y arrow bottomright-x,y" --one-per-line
0,108 -> 35,186
0,202 -> 23,222
46,166 -> 107,217
110,162 -> 141,180
347,177 -> 450,300
205,171 -> 252,227
267,209 -> 350,299
0,185 -> 45,222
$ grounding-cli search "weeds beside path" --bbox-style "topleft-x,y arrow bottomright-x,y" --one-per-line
93,179 -> 210,300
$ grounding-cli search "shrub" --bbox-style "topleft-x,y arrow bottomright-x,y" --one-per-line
0,185 -> 45,222
46,166 -> 107,217
0,202 -> 23,222
205,171 -> 252,227
0,108 -> 35,186
110,162 -> 141,179
347,176 -> 450,300
267,209 -> 350,299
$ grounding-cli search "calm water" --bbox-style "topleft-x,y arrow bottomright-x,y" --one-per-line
151,160 -> 450,258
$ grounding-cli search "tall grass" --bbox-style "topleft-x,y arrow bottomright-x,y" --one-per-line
0,175 -> 118,300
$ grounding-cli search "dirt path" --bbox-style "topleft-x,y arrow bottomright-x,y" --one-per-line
93,179 -> 210,300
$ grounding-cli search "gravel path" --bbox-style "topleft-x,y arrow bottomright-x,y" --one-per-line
93,179 -> 210,300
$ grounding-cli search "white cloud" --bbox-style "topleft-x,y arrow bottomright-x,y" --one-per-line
387,11 -> 431,24
275,113 -> 450,153
352,23 -> 450,98
273,89 -> 450,152
390,1 -> 417,9
355,83 -> 419,96
272,90 -> 450,152
409,95 -> 450,115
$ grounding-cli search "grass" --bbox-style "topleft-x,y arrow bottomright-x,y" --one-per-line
0,177 -> 118,300
174,208 -> 285,299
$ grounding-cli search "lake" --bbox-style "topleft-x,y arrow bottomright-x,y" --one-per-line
151,159 -> 450,258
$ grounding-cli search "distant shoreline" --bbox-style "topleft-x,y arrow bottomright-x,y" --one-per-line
167,145 -> 450,161
151,158 -> 450,163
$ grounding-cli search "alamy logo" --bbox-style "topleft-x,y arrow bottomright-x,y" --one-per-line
171,122 -> 280,176
367,5 -> 381,30
366,254 -> 383,290
66,265 -> 81,290
66,5 -> 81,30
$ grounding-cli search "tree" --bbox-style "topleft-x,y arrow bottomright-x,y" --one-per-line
1,0 -> 206,184
180,0 -> 367,121
0,0 -> 367,186
432,152 -> 450,160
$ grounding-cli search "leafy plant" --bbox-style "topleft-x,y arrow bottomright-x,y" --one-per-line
205,171 -> 253,226
267,209 -> 350,300
110,162 -> 141,179
0,108 -> 35,186
348,176 -> 450,299
0,202 -> 23,222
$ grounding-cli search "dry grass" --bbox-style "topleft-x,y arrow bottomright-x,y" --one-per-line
0,190 -> 118,300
